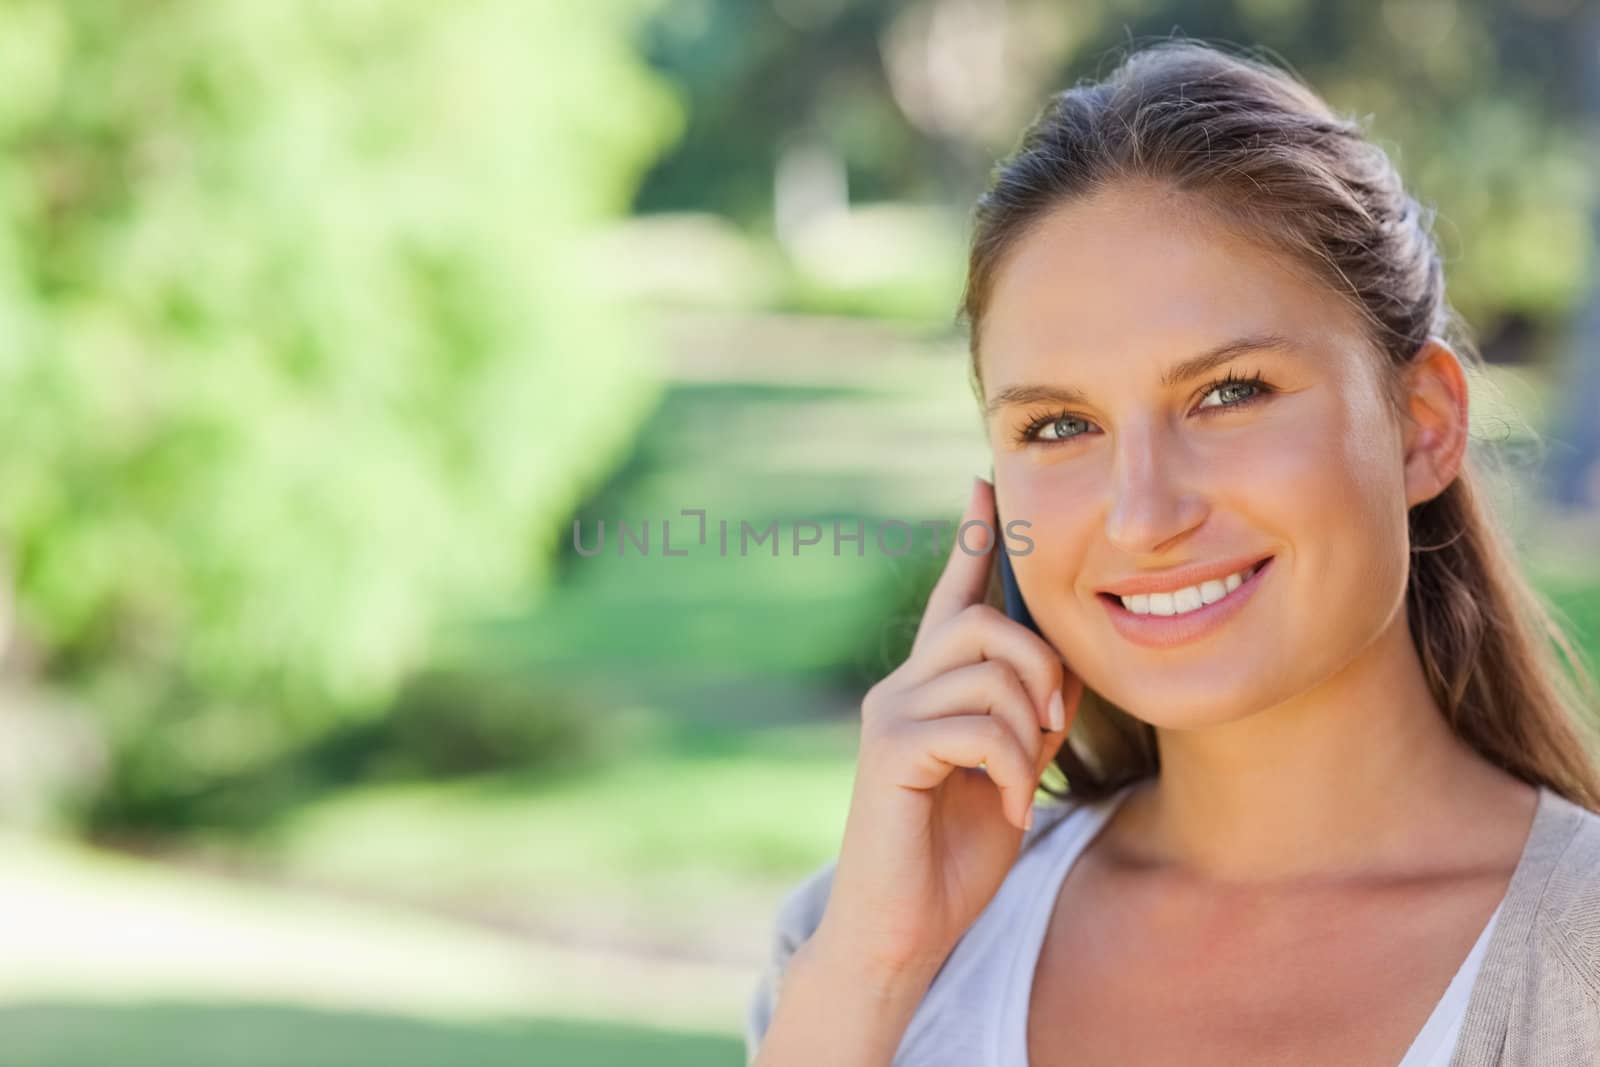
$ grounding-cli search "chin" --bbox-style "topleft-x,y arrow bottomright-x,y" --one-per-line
1092,678 -> 1269,732
1125,702 -> 1261,732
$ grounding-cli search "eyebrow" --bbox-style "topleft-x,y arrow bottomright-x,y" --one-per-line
982,333 -> 1297,418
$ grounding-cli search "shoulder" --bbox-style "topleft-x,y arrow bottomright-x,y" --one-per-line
1473,787 -> 1600,1059
760,792 -> 1094,951
1451,788 -> 1600,1064
744,795 -> 1092,1062
744,857 -> 837,1062
1525,787 -> 1600,1002
770,856 -> 838,952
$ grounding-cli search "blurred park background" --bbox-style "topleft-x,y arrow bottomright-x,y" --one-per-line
0,1 -> 1597,1064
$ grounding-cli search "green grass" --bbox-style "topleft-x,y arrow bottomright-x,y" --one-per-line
0,1004 -> 741,1067
238,715 -> 859,948
0,818 -> 764,1065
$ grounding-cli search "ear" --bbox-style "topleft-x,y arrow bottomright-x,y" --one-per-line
1399,338 -> 1470,509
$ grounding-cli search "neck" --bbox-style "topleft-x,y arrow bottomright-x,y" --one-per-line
1113,612 -> 1534,885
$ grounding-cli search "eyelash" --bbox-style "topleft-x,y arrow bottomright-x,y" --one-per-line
1013,368 -> 1276,447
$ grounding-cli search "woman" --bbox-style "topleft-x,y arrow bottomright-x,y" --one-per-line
745,40 -> 1600,1066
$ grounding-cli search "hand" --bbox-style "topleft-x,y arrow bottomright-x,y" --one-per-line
812,476 -> 1083,979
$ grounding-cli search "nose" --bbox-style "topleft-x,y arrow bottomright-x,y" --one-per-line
1103,418 -> 1208,556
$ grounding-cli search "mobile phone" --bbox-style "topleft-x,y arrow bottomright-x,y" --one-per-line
989,466 -> 1042,636
995,509 -> 1042,637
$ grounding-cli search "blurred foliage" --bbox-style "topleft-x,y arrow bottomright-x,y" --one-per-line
363,668 -> 600,780
3,0 -> 1595,838
257,715 -> 859,909
0,0 -> 680,829
637,0 -> 1597,341
96,668 -> 608,834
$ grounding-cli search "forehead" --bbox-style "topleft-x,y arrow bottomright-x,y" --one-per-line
978,184 -> 1363,385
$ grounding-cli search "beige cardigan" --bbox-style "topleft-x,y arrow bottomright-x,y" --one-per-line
1453,784 -> 1600,1064
746,784 -> 1600,1065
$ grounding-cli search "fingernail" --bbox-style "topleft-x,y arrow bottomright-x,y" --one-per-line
1023,807 -> 1034,831
1048,688 -> 1065,732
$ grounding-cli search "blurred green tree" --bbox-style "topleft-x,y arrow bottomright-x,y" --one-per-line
0,0 -> 680,828
638,0 -> 1595,350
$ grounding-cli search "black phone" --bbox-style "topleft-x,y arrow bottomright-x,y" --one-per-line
994,507 -> 1042,637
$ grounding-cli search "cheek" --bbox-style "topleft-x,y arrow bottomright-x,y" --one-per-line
998,460 -> 1099,529
1226,392 -> 1410,596
994,461 -> 1100,628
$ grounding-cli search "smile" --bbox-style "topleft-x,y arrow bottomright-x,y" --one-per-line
1114,557 -> 1270,616
1099,555 -> 1275,649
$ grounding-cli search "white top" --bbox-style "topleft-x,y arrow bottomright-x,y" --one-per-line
883,782 -> 1506,1067
1396,892 -> 1504,1067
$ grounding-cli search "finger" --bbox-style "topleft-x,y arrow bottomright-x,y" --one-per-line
888,714 -> 1038,831
1034,673 -> 1084,780
894,660 -> 1043,770
899,602 -> 1067,730
912,477 -> 998,651
1034,703 -> 1074,779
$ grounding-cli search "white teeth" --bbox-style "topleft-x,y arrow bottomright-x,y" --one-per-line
1119,561 -> 1263,617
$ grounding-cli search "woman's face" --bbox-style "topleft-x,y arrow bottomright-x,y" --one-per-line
982,184 -> 1415,730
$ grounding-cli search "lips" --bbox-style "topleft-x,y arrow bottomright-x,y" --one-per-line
1099,555 -> 1275,649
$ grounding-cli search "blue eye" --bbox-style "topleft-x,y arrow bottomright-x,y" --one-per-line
1197,375 -> 1265,410
1012,409 -> 1093,446
1034,414 -> 1091,442
1014,369 -> 1275,447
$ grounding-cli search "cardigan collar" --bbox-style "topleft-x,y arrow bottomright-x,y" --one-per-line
1449,783 -> 1585,1065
